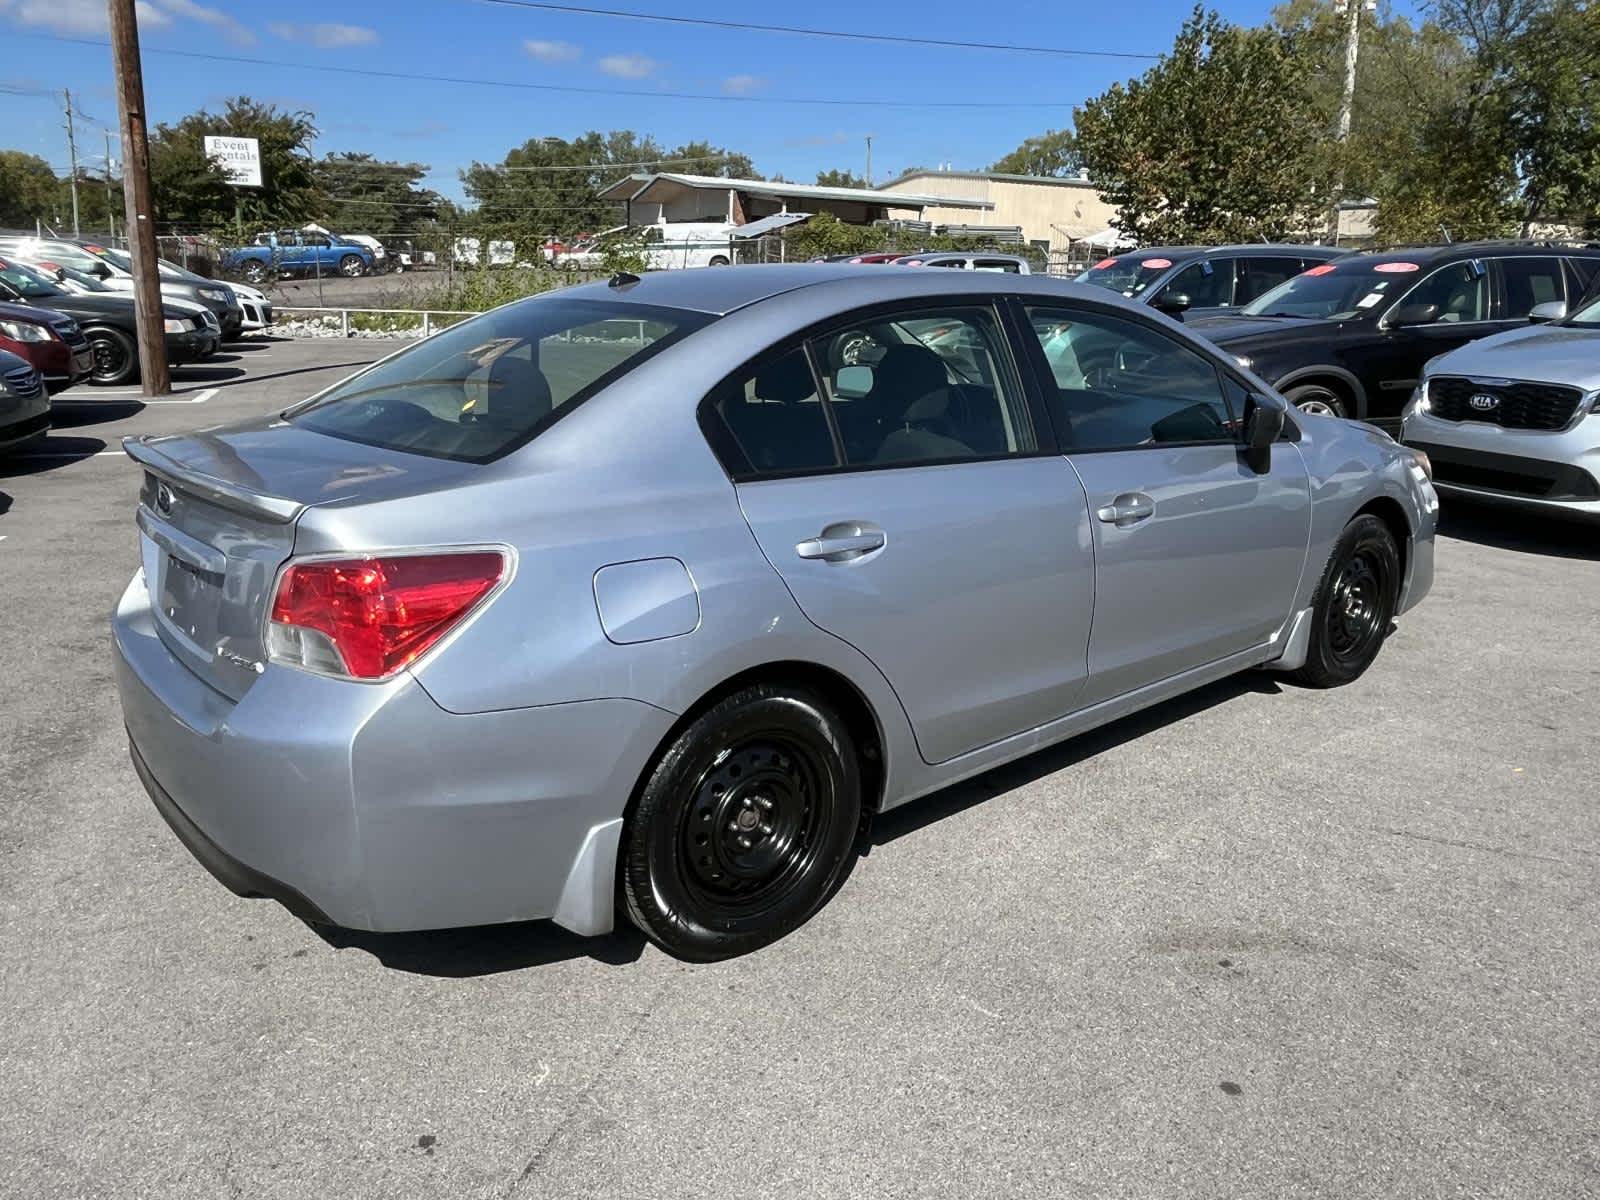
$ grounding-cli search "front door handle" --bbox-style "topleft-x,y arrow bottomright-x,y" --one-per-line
795,527 -> 886,561
1095,492 -> 1156,528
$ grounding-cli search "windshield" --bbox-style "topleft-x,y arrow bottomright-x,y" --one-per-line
39,262 -> 114,291
1241,263 -> 1409,320
0,260 -> 68,299
1074,256 -> 1169,297
289,298 -> 713,462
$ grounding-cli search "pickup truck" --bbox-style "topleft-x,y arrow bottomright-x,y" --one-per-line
221,230 -> 374,284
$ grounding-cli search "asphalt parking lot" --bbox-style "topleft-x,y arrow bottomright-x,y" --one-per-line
2,336 -> 1598,1199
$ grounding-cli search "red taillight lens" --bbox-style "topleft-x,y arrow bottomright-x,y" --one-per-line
267,551 -> 506,680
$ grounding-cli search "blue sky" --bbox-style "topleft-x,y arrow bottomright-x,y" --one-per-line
1,0 -> 1414,203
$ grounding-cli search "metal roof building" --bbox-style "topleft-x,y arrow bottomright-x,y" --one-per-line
597,172 -> 994,227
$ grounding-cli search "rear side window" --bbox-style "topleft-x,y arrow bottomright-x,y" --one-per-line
1237,257 -> 1304,305
1499,257 -> 1565,318
974,259 -> 1021,274
703,348 -> 838,476
1160,259 -> 1233,309
289,298 -> 711,463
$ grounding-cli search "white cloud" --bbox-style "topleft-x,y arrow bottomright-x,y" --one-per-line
721,74 -> 764,95
524,39 -> 579,63
0,0 -> 167,33
161,0 -> 253,44
268,21 -> 378,49
597,53 -> 657,80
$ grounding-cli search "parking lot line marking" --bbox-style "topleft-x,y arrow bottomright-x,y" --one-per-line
56,387 -> 218,404
143,388 -> 218,405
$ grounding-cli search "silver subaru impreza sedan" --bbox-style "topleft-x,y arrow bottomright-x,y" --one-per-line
113,265 -> 1437,961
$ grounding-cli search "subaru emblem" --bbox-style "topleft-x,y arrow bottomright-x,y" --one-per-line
1468,392 -> 1500,412
155,481 -> 175,516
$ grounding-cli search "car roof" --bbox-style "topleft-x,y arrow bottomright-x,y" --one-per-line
556,262 -> 1159,317
1111,244 -> 1344,260
1347,241 -> 1600,265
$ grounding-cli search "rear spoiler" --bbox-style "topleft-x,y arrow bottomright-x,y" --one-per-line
123,435 -> 305,524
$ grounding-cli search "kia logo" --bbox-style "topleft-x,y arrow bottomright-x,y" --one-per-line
1468,392 -> 1500,412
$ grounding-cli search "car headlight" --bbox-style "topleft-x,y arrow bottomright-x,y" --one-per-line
0,319 -> 53,342
197,287 -> 229,302
163,317 -> 195,333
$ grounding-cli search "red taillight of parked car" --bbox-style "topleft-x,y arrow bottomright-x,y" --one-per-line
267,551 -> 507,680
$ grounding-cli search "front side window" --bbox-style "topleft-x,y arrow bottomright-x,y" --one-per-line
1159,259 -> 1232,309
1027,306 -> 1235,450
1499,257 -> 1565,318
290,298 -> 711,462
809,306 -> 1034,466
703,348 -> 838,476
1398,261 -> 1488,323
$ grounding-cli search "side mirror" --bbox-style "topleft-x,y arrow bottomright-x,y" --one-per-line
1153,291 -> 1191,315
1388,301 -> 1439,328
1242,392 -> 1287,473
834,365 -> 873,399
1528,300 -> 1567,324
91,261 -> 112,279
53,268 -> 67,282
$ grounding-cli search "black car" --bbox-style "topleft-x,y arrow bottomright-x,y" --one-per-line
0,258 -> 217,386
1075,244 -> 1348,319
0,347 -> 50,452
1189,242 -> 1600,424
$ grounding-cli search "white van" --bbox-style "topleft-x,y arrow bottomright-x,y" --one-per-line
555,222 -> 738,271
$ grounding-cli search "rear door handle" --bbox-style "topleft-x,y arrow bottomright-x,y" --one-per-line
795,529 -> 886,561
1095,492 -> 1156,528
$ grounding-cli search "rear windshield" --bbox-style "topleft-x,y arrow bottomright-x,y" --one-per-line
288,297 -> 711,462
1242,263 -> 1408,321
1074,256 -> 1171,297
0,260 -> 68,299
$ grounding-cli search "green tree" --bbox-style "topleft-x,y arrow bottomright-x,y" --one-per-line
1074,9 -> 1331,243
313,153 -> 443,238
0,151 -> 61,227
148,97 -> 320,234
990,128 -> 1082,177
815,168 -> 868,189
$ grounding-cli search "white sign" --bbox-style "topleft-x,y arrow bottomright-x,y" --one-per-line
203,135 -> 262,188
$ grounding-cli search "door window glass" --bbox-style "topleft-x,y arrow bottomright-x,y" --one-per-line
810,307 -> 1034,466
1027,306 -> 1236,450
1236,257 -> 1304,305
1159,260 -> 1232,308
1500,257 -> 1565,317
703,348 -> 838,476
1401,261 -> 1488,323
974,259 -> 1022,274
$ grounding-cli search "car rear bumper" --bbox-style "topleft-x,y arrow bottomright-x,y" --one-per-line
112,569 -> 675,934
1402,409 -> 1600,516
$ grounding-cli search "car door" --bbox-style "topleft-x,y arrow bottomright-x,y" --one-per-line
1020,302 -> 1311,704
723,302 -> 1097,765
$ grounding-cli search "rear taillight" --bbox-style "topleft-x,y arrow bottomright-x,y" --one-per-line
266,550 -> 507,680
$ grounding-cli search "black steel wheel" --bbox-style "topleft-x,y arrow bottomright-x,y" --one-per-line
87,327 -> 137,385
622,683 -> 862,961
1291,514 -> 1401,687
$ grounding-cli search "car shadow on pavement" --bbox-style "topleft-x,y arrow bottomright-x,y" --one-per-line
0,435 -> 107,477
1439,500 -> 1600,561
168,364 -> 248,384
0,491 -> 12,515
45,399 -> 146,426
870,672 -> 1282,848
316,919 -> 647,976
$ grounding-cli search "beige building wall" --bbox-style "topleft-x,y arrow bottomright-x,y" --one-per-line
877,172 -> 1121,249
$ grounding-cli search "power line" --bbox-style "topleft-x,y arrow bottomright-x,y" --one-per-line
17,32 -> 1077,108
476,0 -> 1160,59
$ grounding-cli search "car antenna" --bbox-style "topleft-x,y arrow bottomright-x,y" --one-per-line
608,271 -> 641,289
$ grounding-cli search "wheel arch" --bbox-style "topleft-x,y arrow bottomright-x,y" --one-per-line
1275,366 -> 1369,419
1353,493 -> 1412,585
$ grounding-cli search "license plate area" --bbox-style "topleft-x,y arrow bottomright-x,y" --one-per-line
156,549 -> 225,661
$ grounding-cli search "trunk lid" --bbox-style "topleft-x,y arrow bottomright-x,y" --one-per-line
125,422 -> 480,700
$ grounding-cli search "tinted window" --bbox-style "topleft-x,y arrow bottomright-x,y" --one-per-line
974,259 -> 1021,274
1403,261 -> 1488,323
704,348 -> 837,476
1160,259 -> 1232,308
290,298 -> 710,463
1566,256 -> 1599,298
1500,257 -> 1565,318
810,306 -> 1034,466
1027,306 -> 1235,450
1237,257 -> 1304,304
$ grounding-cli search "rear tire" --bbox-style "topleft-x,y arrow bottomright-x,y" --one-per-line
1290,514 -> 1401,688
1285,383 -> 1348,419
86,327 -> 138,385
708,255 -> 731,267
241,261 -> 268,285
621,683 -> 861,961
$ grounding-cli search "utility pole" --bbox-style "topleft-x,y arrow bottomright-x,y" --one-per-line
1325,0 -> 1372,243
864,135 -> 873,188
63,89 -> 81,239
109,0 -> 171,397
103,129 -> 117,241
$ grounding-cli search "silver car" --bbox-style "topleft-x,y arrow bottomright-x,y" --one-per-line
1402,297 -> 1600,518
112,265 -> 1437,961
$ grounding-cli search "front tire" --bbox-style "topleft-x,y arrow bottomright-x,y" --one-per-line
1290,514 -> 1401,688
621,683 -> 862,961
338,254 -> 366,278
87,327 -> 137,385
1285,383 -> 1348,419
